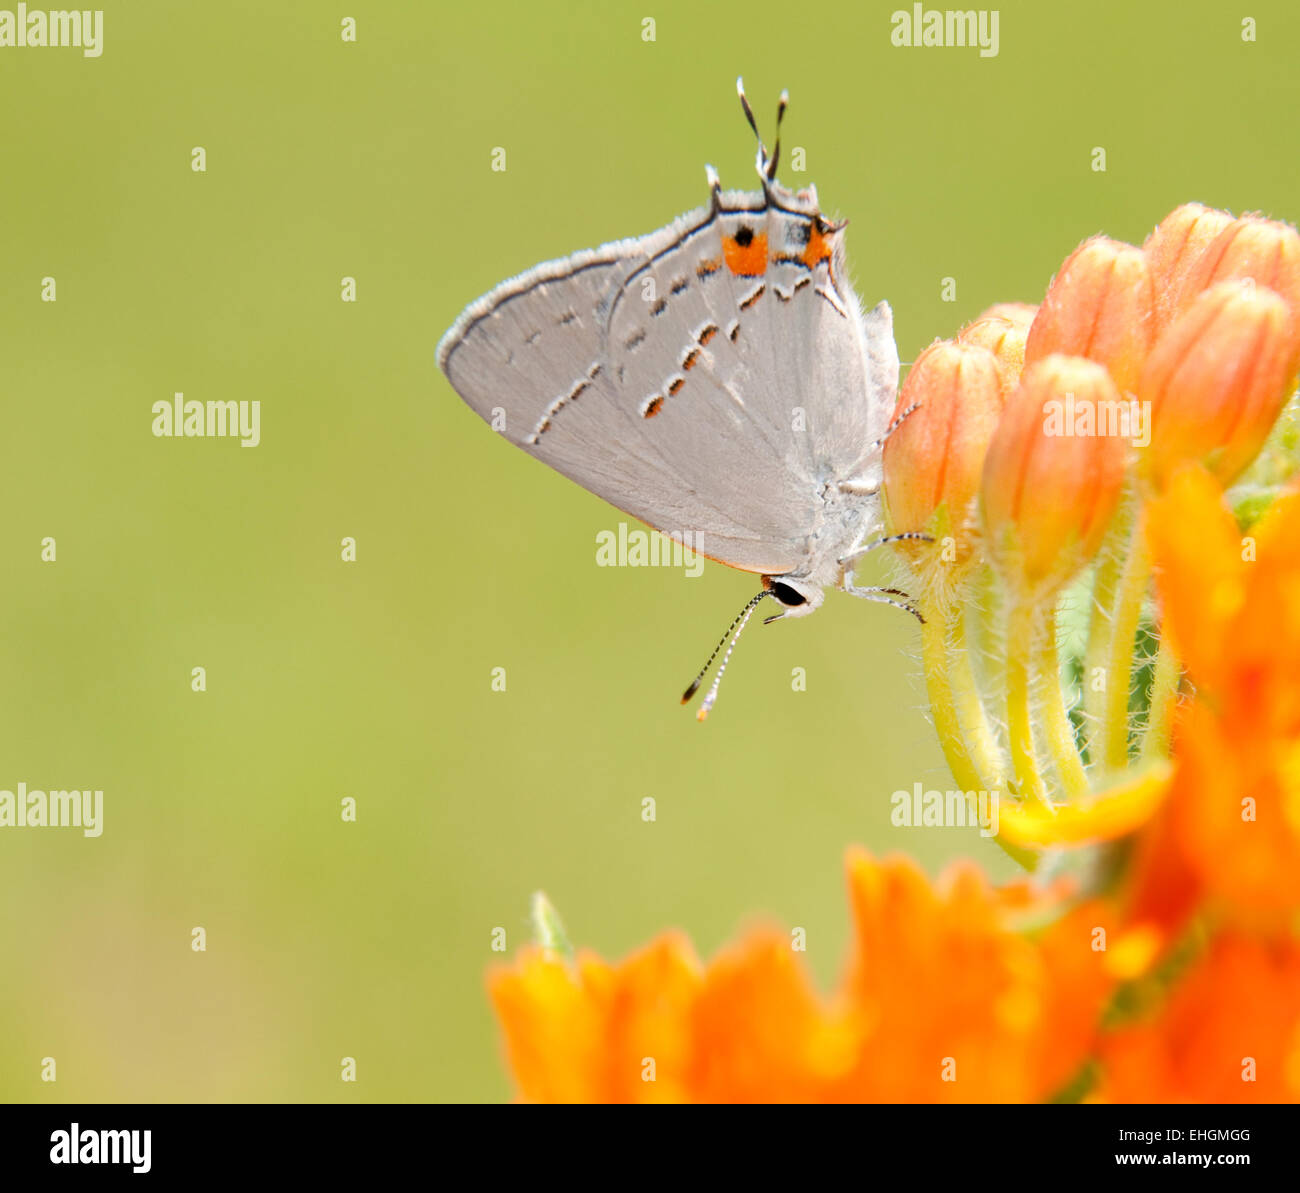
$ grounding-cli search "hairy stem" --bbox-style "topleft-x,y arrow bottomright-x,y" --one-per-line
1006,600 -> 1053,812
1037,616 -> 1091,802
921,589 -> 1037,870
1102,507 -> 1152,771
1142,634 -> 1181,761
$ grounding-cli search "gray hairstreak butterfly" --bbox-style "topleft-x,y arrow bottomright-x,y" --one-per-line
437,80 -> 926,719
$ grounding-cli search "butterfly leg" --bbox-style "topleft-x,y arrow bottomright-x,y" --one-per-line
838,533 -> 929,622
842,582 -> 924,622
869,400 -> 921,450
839,404 -> 924,494
838,532 -> 933,568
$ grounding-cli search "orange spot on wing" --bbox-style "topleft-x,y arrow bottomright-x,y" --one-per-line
802,224 -> 832,270
724,232 -> 769,277
697,257 -> 722,277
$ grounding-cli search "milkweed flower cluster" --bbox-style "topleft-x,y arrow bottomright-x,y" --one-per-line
487,205 -> 1300,1102
882,205 -> 1299,857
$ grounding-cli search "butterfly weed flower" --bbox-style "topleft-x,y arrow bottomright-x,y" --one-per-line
1142,202 -> 1235,332
1076,469 -> 1300,1103
882,337 -> 1022,856
1023,237 -> 1157,395
1136,468 -> 1300,919
1096,932 -> 1300,1102
978,300 -> 1038,330
956,307 -> 1033,402
1178,213 -> 1300,325
1141,280 -> 1300,490
490,930 -> 701,1103
1009,238 -> 1157,785
489,853 -> 1115,1103
487,204 -> 1300,1104
884,339 -> 1005,579
1091,275 -> 1299,769
886,209 -> 1299,847
980,356 -> 1129,603
979,355 -> 1129,808
830,852 -> 1114,1103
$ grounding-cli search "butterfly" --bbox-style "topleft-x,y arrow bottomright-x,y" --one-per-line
438,81 -> 923,718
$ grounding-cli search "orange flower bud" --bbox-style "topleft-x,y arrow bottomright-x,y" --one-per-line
1024,237 -> 1156,393
1142,202 -> 1233,332
883,339 -> 1004,564
980,302 -> 1037,330
980,355 -> 1128,599
1139,280 -> 1300,487
957,312 -> 1031,400
1178,214 -> 1300,327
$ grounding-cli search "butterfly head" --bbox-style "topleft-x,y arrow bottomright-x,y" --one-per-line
762,575 -> 823,621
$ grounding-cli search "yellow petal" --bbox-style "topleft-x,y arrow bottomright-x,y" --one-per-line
997,762 -> 1174,848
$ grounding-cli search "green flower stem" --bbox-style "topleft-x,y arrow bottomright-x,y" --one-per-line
920,595 -> 990,794
1083,497 -> 1134,756
920,588 -> 1037,870
1141,636 -> 1181,761
1006,599 -> 1054,812
1036,621 -> 1091,802
1102,508 -> 1152,771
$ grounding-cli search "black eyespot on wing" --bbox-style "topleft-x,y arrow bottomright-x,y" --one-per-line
770,581 -> 806,607
733,225 -> 754,247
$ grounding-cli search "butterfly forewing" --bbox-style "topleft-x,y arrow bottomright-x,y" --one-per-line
436,184 -> 897,576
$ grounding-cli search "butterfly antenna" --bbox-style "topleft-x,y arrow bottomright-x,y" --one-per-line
736,77 -> 769,179
767,89 -> 788,181
681,587 -> 769,712
681,590 -> 773,722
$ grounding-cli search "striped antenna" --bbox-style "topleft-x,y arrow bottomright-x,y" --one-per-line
682,590 -> 774,722
736,77 -> 769,180
768,89 -> 789,181
681,589 -> 773,713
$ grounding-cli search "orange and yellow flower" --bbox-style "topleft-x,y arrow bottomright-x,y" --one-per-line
490,854 -> 1114,1103
1134,466 -> 1300,924
488,201 -> 1300,1104
1096,933 -> 1300,1103
882,338 -> 1004,568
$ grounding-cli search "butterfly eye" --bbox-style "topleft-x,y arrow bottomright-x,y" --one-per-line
770,581 -> 807,607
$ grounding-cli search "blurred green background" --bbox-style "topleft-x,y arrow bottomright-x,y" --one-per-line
1,0 -> 1296,1103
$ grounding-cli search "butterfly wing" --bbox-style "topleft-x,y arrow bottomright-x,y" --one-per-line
437,184 -> 897,576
